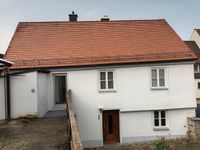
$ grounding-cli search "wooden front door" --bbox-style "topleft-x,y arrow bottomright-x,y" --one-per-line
103,110 -> 120,144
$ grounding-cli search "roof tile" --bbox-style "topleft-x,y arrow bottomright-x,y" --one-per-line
5,19 -> 196,69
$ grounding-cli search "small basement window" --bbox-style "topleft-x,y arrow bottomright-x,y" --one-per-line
153,110 -> 168,129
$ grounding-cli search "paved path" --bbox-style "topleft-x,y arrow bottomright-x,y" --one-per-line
0,117 -> 70,150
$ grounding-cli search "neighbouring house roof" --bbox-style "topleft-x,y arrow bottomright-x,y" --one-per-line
0,58 -> 13,71
0,54 -> 4,58
185,41 -> 200,59
4,19 -> 196,69
195,29 -> 200,36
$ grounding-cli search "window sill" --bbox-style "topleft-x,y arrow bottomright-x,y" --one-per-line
151,87 -> 168,91
99,90 -> 117,93
153,127 -> 169,131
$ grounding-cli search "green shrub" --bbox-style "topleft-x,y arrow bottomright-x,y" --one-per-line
150,137 -> 170,150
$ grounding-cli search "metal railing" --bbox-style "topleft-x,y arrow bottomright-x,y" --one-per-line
66,90 -> 83,150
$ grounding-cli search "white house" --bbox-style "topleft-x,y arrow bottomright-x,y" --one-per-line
185,41 -> 200,104
189,29 -> 200,116
1,13 -> 197,147
191,29 -> 200,48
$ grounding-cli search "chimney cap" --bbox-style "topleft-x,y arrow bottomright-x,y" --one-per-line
69,11 -> 78,21
101,15 -> 110,21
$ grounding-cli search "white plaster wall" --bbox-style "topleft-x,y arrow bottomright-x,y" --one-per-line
191,30 -> 200,104
10,72 -> 38,118
190,30 -> 200,48
121,109 -> 195,143
48,74 -> 54,110
0,78 -> 5,120
65,63 -> 196,146
37,73 -> 50,116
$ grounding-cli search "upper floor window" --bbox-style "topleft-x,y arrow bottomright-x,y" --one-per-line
194,64 -> 200,72
198,82 -> 200,89
154,110 -> 167,128
151,68 -> 166,89
99,71 -> 115,91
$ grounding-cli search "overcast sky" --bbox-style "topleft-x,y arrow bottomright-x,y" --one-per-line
0,0 -> 200,54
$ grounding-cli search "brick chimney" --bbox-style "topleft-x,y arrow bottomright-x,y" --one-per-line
101,15 -> 110,21
69,11 -> 78,21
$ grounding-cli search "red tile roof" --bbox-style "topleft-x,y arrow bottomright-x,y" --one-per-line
4,19 -> 196,69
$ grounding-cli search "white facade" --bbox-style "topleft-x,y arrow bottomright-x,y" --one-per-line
121,109 -> 194,143
191,30 -> 200,48
37,73 -> 50,116
67,64 -> 196,112
63,63 -> 196,147
0,62 -> 196,147
190,29 -> 200,103
0,78 -> 5,120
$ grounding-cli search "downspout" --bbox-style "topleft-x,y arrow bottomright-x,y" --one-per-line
3,68 -> 11,120
5,76 -> 10,119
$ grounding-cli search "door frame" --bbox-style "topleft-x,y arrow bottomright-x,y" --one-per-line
102,109 -> 120,144
53,73 -> 67,105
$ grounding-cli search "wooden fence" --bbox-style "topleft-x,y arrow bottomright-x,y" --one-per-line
66,90 -> 83,150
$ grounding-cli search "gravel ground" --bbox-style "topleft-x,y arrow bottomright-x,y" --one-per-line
0,117 -> 69,150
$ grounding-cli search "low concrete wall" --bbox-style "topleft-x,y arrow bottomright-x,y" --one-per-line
66,90 -> 83,150
188,117 -> 200,139
0,78 -> 5,120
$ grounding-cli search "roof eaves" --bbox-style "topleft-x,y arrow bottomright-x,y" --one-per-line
195,29 -> 200,36
0,58 -> 14,66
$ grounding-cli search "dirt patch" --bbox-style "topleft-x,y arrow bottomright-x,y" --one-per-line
0,117 -> 70,150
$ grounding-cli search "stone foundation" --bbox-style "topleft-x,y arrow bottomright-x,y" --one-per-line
188,117 -> 200,139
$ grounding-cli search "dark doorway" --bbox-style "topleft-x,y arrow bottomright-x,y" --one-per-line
54,75 -> 66,104
196,104 -> 200,118
103,110 -> 120,144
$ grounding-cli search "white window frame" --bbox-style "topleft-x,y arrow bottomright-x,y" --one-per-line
151,67 -> 168,90
99,70 -> 116,92
153,110 -> 169,130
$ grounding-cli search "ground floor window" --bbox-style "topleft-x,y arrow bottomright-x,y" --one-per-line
198,82 -> 200,89
154,110 -> 166,128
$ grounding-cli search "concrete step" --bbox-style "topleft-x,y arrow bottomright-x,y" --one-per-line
43,110 -> 66,117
